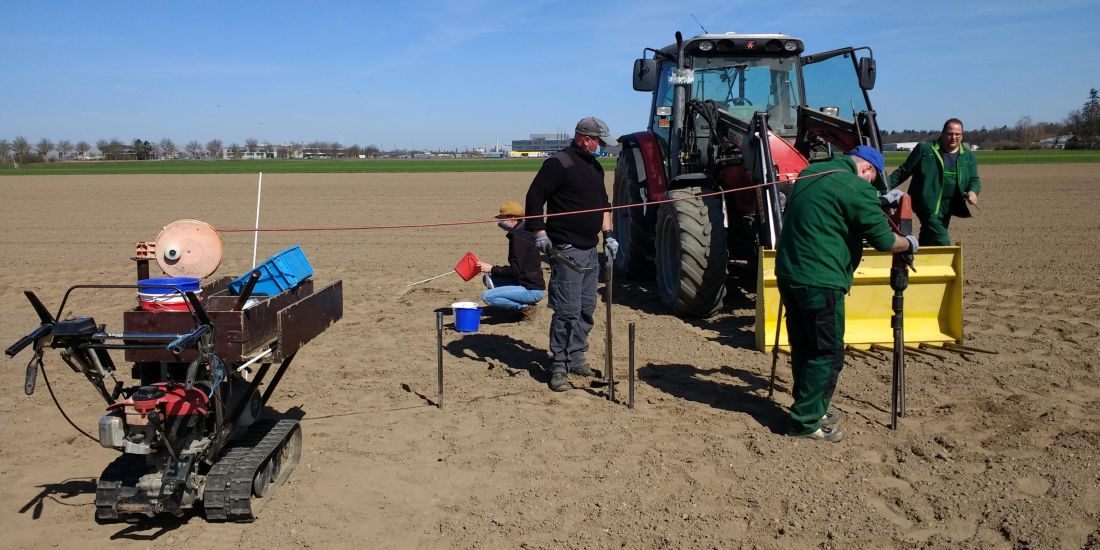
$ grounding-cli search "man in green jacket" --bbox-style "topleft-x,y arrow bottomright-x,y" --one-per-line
887,118 -> 981,246
776,146 -> 916,442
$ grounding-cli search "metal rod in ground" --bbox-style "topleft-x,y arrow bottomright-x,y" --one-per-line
628,322 -> 636,410
605,255 -> 614,403
890,260 -> 909,430
768,298 -> 785,400
436,311 -> 444,409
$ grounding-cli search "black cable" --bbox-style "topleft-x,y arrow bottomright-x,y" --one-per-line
38,358 -> 117,449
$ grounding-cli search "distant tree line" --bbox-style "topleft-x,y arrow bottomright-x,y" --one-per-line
885,89 -> 1098,150
0,136 -> 395,164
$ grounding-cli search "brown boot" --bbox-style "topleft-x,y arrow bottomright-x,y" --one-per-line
519,305 -> 539,322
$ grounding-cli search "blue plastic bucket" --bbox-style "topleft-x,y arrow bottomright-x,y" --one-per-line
452,301 -> 481,333
138,277 -> 201,295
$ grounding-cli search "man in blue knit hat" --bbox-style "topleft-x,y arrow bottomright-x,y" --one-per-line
774,145 -> 916,442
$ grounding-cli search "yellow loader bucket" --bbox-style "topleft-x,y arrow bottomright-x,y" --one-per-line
755,246 -> 963,351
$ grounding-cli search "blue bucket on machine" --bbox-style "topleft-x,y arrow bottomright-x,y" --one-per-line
451,301 -> 482,333
137,277 -> 202,311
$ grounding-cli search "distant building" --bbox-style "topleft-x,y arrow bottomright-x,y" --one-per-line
884,141 -> 980,152
1037,135 -> 1074,149
511,133 -> 571,158
511,132 -> 619,158
883,142 -> 919,152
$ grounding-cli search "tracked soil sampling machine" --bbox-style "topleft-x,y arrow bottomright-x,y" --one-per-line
5,219 -> 342,522
614,32 -> 964,350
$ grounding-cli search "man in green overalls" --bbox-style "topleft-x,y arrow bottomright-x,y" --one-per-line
776,146 -> 916,442
887,118 -> 981,245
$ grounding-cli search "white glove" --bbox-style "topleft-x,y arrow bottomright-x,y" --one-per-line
534,233 -> 552,253
904,235 -> 919,254
880,189 -> 905,208
604,234 -> 619,259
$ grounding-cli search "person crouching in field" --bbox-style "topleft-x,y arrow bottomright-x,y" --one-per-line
477,201 -> 546,321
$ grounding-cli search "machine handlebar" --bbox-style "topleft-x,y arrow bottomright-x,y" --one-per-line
167,325 -> 211,354
6,324 -> 52,359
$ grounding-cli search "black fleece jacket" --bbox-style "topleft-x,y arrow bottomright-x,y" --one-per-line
524,142 -> 609,249
489,226 -> 545,290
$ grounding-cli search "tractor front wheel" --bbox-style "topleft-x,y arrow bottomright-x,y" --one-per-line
612,151 -> 656,279
655,188 -> 728,318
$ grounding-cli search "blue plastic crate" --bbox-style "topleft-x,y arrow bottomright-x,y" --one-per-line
229,246 -> 314,296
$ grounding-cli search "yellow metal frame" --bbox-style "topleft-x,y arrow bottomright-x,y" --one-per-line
755,246 -> 964,351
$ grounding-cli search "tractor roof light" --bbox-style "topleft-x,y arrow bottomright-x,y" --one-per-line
783,41 -> 799,52
697,40 -> 714,52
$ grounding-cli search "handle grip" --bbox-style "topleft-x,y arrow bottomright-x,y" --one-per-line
6,324 -> 52,359
24,357 -> 39,395
167,325 -> 210,354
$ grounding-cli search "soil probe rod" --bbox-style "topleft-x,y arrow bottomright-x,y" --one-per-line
436,311 -> 444,409
768,299 -> 785,400
605,250 -> 614,402
628,322 -> 636,410
890,256 -> 909,430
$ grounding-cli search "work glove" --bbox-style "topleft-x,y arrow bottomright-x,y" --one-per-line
603,232 -> 619,260
534,232 -> 552,253
904,235 -> 919,254
880,189 -> 905,208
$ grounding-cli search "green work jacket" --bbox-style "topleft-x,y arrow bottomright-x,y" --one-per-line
775,155 -> 897,291
887,141 -> 981,219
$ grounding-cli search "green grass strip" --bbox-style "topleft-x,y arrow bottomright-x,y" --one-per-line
1,150 -> 1097,176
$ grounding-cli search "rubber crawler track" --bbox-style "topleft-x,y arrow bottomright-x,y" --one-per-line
203,418 -> 300,522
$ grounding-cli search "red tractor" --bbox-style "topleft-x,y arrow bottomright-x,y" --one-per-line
614,32 -> 883,317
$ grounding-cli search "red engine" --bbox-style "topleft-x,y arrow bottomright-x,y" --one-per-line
109,383 -> 210,424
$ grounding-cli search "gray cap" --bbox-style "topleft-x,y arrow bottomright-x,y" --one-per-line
575,116 -> 611,145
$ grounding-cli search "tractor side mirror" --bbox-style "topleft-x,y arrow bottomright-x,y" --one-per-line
633,58 -> 659,92
858,57 -> 876,90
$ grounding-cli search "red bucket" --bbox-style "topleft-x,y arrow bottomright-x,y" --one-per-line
138,292 -> 201,312
454,251 -> 480,281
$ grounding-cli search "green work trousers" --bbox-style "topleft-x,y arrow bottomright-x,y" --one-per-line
917,207 -> 953,246
779,285 -> 846,436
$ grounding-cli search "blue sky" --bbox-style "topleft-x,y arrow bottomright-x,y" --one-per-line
2,0 -> 1097,150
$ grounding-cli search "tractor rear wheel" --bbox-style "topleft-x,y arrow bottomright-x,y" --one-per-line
612,151 -> 656,279
656,188 -> 728,318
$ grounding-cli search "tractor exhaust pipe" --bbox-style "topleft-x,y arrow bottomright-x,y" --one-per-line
669,31 -> 688,180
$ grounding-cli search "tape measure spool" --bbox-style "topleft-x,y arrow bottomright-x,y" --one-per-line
154,219 -> 224,279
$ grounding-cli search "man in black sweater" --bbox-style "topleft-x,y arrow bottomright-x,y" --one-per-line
524,116 -> 618,392
477,201 -> 546,321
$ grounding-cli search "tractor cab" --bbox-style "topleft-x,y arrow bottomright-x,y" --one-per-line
615,32 -> 885,318
632,32 -> 881,178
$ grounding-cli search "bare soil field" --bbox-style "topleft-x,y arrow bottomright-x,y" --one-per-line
0,165 -> 1098,549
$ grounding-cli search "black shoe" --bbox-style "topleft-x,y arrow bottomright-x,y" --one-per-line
549,371 -> 570,392
568,363 -> 595,377
792,425 -> 846,443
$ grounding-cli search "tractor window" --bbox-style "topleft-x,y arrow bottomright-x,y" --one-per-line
649,60 -> 676,144
801,52 -> 870,121
690,55 -> 802,137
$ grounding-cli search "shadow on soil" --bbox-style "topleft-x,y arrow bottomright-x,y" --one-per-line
444,333 -> 550,383
611,277 -> 759,350
19,477 -> 98,520
20,476 -> 194,539
639,362 -> 788,433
